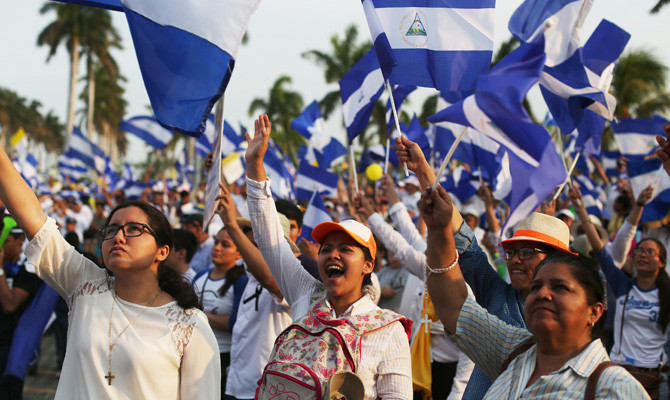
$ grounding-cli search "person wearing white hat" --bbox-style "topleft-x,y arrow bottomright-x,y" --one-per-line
245,115 -> 412,400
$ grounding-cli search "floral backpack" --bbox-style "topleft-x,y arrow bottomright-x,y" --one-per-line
255,288 -> 411,400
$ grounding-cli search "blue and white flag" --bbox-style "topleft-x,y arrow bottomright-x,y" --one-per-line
64,127 -> 107,173
361,0 -> 495,91
264,141 -> 295,200
291,101 -> 347,169
298,191 -> 333,244
103,157 -> 118,189
386,85 -> 416,133
120,0 -> 261,136
627,158 -> 670,223
439,166 -> 479,205
120,116 -> 175,150
340,49 -> 386,143
405,114 -> 430,156
612,115 -> 669,159
59,154 -> 88,182
295,161 -> 339,202
196,116 -> 245,157
599,150 -> 621,179
429,38 -> 567,233
573,174 -> 608,218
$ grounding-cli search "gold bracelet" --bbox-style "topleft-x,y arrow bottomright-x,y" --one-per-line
426,251 -> 460,275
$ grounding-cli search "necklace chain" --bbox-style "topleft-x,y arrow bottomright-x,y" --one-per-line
106,288 -> 161,386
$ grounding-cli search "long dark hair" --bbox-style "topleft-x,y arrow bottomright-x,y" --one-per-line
102,201 -> 200,310
218,264 -> 246,297
637,238 -> 670,333
536,253 -> 607,340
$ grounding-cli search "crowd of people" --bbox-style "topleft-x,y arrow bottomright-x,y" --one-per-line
0,116 -> 669,399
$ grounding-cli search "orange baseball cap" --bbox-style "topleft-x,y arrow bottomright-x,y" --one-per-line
312,220 -> 376,260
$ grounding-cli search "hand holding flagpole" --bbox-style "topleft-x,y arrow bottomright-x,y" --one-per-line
552,153 -> 580,201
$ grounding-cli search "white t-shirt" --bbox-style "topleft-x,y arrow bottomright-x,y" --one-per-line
225,271 -> 292,399
193,270 -> 235,353
611,284 -> 668,368
25,218 -> 220,399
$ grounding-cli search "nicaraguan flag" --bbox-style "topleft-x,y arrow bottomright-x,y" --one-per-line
264,142 -> 295,200
386,85 -> 416,133
429,38 -> 567,234
58,155 -> 88,181
599,150 -> 621,179
573,174 -> 609,218
361,0 -> 494,91
120,116 -> 175,150
340,49 -> 385,143
405,114 -> 430,155
196,116 -> 245,157
120,0 -> 261,136
612,115 -> 669,159
291,101 -> 347,168
64,127 -> 107,173
627,158 -> 670,223
298,191 -> 333,244
104,157 -> 118,189
295,161 -> 339,202
439,166 -> 479,205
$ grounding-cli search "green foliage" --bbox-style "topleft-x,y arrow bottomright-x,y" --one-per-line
611,49 -> 670,118
0,87 -> 64,150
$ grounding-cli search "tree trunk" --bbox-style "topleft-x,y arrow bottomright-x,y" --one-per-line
87,58 -> 95,141
66,35 -> 80,150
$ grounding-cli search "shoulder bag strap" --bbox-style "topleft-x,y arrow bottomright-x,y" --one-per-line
499,340 -> 535,374
584,361 -> 617,400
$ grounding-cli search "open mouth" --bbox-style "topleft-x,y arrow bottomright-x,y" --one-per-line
326,265 -> 345,279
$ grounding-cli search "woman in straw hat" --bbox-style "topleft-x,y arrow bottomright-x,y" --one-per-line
0,146 -> 220,398
420,184 -> 648,399
569,183 -> 669,399
244,115 -> 412,399
395,135 -> 578,398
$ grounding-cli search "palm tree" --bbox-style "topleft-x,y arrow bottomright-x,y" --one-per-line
37,3 -> 121,144
302,25 -> 373,119
79,62 -> 128,164
610,49 -> 670,118
248,75 -> 304,165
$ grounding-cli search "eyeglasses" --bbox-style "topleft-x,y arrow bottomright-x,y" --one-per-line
504,247 -> 546,261
100,223 -> 155,241
634,248 -> 659,257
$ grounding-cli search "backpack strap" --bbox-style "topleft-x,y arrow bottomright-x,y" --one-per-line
499,340 -> 535,374
584,361 -> 617,400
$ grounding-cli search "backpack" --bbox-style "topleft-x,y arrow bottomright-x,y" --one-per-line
255,287 -> 411,400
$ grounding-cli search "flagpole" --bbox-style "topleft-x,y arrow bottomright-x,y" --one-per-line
552,153 -> 580,201
432,126 -> 468,191
349,145 -> 359,194
386,80 -> 410,177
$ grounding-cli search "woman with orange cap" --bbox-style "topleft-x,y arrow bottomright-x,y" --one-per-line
245,115 -> 412,399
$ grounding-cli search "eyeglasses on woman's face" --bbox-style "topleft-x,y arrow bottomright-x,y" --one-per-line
504,247 -> 546,261
100,222 -> 155,241
634,247 -> 659,257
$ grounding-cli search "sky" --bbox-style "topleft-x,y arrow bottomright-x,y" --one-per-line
1,0 -> 669,164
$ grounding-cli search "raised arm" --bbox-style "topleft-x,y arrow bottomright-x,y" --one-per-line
395,136 -> 463,235
0,146 -> 47,239
656,123 -> 670,178
420,186 -> 467,334
568,183 -> 604,252
216,183 -> 282,299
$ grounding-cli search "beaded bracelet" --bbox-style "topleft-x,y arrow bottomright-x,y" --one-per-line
425,251 -> 460,276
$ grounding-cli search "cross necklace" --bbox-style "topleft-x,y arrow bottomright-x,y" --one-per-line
106,288 -> 162,386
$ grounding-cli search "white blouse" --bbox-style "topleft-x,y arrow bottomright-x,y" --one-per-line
25,217 -> 221,399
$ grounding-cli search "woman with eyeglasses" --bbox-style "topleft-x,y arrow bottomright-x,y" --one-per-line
0,145 -> 221,399
570,184 -> 670,399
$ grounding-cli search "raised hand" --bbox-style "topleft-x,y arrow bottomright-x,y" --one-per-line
354,192 -> 375,221
418,186 -> 453,231
380,173 -> 400,206
245,114 -> 271,181
656,123 -> 670,177
215,182 -> 239,230
636,185 -> 654,206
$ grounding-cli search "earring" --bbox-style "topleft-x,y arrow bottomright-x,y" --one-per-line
587,321 -> 595,327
